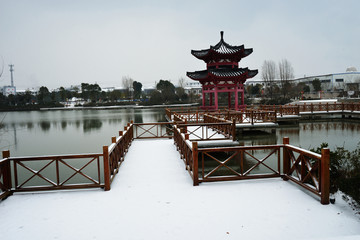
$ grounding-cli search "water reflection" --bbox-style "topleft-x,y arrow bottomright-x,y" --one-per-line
61,121 -> 67,130
83,119 -> 102,132
1,109 -> 360,157
39,121 -> 51,131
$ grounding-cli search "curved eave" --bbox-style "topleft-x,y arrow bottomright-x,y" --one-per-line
191,48 -> 253,62
187,68 -> 258,82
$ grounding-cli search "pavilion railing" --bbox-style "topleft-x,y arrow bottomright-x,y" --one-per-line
103,123 -> 134,189
203,114 -> 235,139
176,122 -> 234,141
133,122 -> 173,139
173,124 -> 330,204
259,102 -> 360,116
0,121 -> 136,199
173,125 -> 198,185
1,152 -> 104,194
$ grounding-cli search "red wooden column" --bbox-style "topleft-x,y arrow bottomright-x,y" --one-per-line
202,90 -> 205,108
235,87 -> 239,111
214,88 -> 219,110
228,92 -> 231,109
241,84 -> 245,107
320,148 -> 330,205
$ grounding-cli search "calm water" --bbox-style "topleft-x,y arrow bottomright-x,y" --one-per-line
1,109 -> 360,158
0,108 -> 166,157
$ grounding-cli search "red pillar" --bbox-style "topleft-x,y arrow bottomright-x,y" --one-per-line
202,91 -> 205,108
228,92 -> 231,109
235,87 -> 239,111
241,84 -> 245,107
215,88 -> 219,110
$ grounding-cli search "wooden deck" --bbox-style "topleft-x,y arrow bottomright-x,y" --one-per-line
1,120 -> 330,205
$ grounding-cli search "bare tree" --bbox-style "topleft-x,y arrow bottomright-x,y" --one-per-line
178,77 -> 186,88
122,76 -> 134,99
0,56 -> 4,79
176,77 -> 186,101
261,60 -> 277,99
278,59 -> 294,99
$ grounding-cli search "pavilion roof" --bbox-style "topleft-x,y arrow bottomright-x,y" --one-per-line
186,68 -> 258,82
191,31 -> 253,62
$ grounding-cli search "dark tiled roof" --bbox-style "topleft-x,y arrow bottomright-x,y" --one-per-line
191,31 -> 253,62
186,68 -> 258,81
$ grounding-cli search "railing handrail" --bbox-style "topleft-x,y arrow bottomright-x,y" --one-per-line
6,153 -> 103,161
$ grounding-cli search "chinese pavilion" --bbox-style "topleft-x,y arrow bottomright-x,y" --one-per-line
187,31 -> 258,110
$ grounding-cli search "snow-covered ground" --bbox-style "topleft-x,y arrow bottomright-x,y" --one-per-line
1,139 -> 360,240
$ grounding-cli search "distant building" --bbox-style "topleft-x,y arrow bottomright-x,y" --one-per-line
246,68 -> 360,97
184,81 -> 202,95
293,71 -> 360,93
2,86 -> 16,96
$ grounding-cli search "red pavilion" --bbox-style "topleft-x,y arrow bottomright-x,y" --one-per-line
187,31 -> 258,110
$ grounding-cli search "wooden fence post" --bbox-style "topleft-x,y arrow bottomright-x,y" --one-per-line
282,137 -> 290,180
192,142 -> 199,186
2,150 -> 12,191
111,137 -> 116,144
320,148 -> 330,205
103,146 -> 111,191
232,119 -> 236,140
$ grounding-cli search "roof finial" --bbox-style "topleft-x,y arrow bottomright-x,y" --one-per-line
220,31 -> 224,40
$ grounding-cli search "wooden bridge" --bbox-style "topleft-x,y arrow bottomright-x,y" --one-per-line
166,102 -> 360,131
0,118 -> 330,205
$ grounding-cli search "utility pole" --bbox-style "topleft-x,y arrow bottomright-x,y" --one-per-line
9,64 -> 14,87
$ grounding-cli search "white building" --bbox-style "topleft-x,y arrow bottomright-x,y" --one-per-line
184,81 -> 202,95
2,86 -> 16,96
246,68 -> 360,96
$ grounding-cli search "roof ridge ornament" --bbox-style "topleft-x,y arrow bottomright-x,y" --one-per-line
220,31 -> 224,41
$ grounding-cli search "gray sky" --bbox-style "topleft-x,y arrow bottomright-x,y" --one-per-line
1,0 -> 359,90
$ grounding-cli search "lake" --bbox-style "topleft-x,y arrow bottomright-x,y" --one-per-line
1,108 -> 360,158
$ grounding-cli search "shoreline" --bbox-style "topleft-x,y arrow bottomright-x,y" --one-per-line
39,103 -> 199,111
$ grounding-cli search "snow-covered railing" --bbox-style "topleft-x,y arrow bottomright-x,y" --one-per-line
283,137 -> 330,204
205,109 -> 276,124
260,102 -> 360,116
176,122 -> 234,141
0,151 -> 104,197
133,122 -> 173,139
0,121 -> 136,199
173,125 -> 198,185
0,153 -> 12,200
203,114 -> 235,139
259,105 -> 299,116
173,131 -> 330,204
103,122 -> 134,190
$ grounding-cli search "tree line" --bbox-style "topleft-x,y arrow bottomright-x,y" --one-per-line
247,59 -> 323,104
0,77 -> 200,110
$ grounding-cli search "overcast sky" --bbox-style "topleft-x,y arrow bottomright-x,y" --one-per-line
1,0 -> 359,90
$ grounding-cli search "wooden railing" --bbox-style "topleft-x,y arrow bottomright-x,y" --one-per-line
260,102 -> 360,116
298,102 -> 360,113
103,123 -> 134,189
207,110 -> 276,124
0,122 -> 136,199
173,125 -> 330,204
283,137 -> 330,204
133,122 -> 173,139
173,125 -> 198,185
203,114 -> 235,139
176,123 -> 234,141
1,152 -> 103,194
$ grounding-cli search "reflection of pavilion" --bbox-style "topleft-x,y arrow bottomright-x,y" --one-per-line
187,31 -> 258,110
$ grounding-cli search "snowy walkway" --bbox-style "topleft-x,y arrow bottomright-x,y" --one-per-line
1,139 -> 360,240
